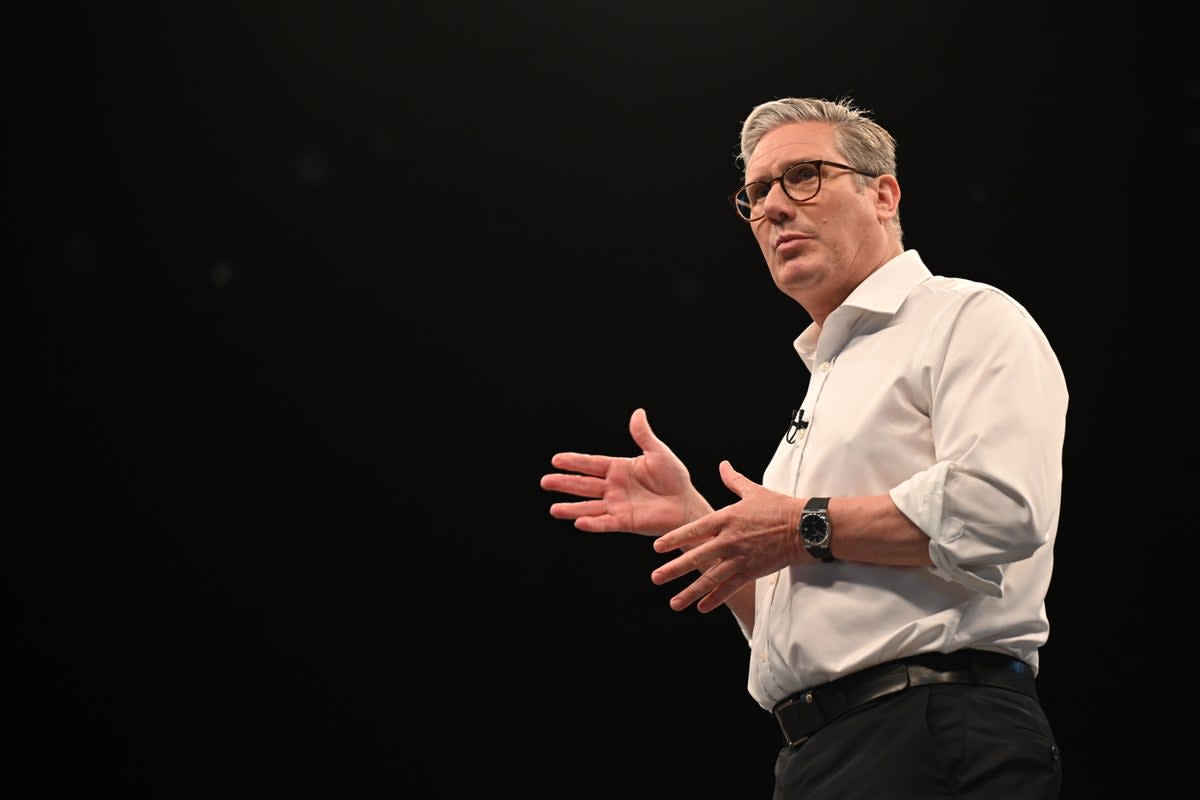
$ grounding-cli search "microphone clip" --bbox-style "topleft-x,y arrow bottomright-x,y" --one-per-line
785,408 -> 809,444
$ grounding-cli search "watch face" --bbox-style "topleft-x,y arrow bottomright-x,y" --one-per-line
800,514 -> 828,545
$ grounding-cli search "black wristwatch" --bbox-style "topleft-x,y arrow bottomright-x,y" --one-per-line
799,497 -> 835,562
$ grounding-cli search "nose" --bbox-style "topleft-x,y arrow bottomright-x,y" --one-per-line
760,179 -> 795,221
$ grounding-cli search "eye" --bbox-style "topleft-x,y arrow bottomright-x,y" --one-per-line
785,163 -> 820,186
743,182 -> 771,204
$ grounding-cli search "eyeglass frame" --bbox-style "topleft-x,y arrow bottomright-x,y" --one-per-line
730,160 -> 881,222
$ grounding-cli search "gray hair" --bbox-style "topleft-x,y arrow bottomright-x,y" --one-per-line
738,96 -> 902,240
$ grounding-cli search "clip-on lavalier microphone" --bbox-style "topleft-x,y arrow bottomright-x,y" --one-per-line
785,408 -> 809,444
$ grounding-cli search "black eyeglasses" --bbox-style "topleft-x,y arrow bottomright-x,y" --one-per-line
730,160 -> 880,221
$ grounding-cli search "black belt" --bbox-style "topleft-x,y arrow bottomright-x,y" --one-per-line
772,649 -> 1037,748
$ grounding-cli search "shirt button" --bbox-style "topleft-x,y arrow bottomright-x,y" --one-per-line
819,361 -> 831,372
769,574 -> 777,585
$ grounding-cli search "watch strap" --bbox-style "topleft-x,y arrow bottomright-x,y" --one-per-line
800,496 -> 834,562
805,496 -> 830,514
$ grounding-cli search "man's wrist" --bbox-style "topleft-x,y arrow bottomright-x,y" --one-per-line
799,496 -> 835,562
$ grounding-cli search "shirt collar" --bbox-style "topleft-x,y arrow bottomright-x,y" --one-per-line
795,249 -> 931,359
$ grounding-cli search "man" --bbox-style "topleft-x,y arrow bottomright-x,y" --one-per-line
539,96 -> 1066,798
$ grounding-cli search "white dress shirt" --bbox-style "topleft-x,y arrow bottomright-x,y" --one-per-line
745,249 -> 1068,712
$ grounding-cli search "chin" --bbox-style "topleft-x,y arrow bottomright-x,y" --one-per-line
775,255 -> 811,279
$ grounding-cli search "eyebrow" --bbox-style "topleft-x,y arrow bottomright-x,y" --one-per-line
746,158 -> 823,183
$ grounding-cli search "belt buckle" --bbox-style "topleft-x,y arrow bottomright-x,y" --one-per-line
774,690 -> 815,747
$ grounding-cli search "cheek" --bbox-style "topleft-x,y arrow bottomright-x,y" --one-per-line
752,226 -> 773,259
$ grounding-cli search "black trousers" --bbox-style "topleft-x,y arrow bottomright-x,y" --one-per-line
772,683 -> 1062,799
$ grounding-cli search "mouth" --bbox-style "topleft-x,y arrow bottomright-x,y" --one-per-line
774,232 -> 812,252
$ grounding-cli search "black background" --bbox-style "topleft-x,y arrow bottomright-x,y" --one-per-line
21,2 -> 1194,797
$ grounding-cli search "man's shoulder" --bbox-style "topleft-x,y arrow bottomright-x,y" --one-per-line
920,274 -> 1026,310
912,275 -> 1052,347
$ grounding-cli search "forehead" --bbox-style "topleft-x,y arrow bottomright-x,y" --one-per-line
745,121 -> 839,178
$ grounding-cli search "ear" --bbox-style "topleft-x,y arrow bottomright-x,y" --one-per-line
874,174 -> 901,223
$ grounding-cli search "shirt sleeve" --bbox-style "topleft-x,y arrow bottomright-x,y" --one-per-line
888,288 -> 1068,597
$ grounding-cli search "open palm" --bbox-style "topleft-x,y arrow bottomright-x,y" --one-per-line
540,408 -> 707,536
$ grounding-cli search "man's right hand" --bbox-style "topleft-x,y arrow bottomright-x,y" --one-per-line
539,408 -> 711,537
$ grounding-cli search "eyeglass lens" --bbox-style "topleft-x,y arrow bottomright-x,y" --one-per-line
736,162 -> 823,220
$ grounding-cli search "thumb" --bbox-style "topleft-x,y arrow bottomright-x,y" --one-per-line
719,460 -> 749,496
629,407 -> 669,455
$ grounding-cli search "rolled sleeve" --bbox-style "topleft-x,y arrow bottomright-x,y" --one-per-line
889,467 -> 1004,596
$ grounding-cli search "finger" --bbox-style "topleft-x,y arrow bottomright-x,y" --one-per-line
694,562 -> 748,613
668,558 -> 741,612
650,545 -> 713,585
540,472 -> 608,498
548,498 -> 608,520
719,459 -> 749,497
571,514 -> 624,533
548,451 -> 613,477
628,408 -> 668,455
652,522 -> 707,553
